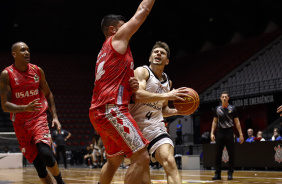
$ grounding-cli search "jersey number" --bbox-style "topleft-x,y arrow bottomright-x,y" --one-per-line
145,111 -> 152,120
95,61 -> 105,81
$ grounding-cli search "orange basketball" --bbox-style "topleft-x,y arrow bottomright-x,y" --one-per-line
173,88 -> 200,115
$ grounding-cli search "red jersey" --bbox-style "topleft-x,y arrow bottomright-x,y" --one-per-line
90,36 -> 134,110
5,64 -> 48,122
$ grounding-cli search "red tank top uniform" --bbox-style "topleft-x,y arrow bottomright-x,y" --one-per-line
89,37 -> 149,158
6,64 -> 48,122
5,63 -> 50,163
90,36 -> 134,110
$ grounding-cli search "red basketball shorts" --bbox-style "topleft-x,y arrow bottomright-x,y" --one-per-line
13,113 -> 51,163
89,104 -> 149,158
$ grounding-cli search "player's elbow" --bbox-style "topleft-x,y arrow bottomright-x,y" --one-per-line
1,103 -> 9,113
133,95 -> 142,103
2,107 -> 9,113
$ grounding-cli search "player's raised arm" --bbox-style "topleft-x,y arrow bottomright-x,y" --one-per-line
112,0 -> 155,54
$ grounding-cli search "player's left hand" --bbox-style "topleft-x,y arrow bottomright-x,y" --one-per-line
52,118 -> 61,130
129,77 -> 139,93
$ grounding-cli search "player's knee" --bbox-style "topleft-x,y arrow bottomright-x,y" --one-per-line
37,143 -> 56,167
33,155 -> 48,178
161,155 -> 175,168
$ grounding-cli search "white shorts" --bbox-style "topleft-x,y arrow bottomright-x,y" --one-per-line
147,134 -> 174,163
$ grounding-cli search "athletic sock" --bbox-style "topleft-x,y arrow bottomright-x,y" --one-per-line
54,172 -> 65,184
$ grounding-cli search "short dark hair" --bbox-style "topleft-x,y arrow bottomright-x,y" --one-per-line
150,41 -> 170,59
221,91 -> 229,97
101,14 -> 126,34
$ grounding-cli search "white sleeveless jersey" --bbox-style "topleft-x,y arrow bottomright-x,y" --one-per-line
129,65 -> 170,141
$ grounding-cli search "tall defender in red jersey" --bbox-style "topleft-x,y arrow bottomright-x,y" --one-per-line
0,42 -> 65,184
89,0 -> 155,183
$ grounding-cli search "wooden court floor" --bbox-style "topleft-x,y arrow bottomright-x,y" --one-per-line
0,167 -> 282,184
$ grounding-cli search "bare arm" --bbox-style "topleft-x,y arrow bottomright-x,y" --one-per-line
234,117 -> 244,144
133,67 -> 167,103
112,0 -> 155,54
0,70 -> 41,113
39,67 -> 61,129
210,117 -> 217,141
133,67 -> 188,103
162,102 -> 178,117
65,132 -> 71,141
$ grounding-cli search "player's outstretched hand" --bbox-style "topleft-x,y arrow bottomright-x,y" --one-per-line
129,77 -> 139,93
25,99 -> 42,112
167,87 -> 189,101
277,105 -> 282,116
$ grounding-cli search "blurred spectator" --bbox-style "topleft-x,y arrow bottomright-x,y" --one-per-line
176,120 -> 183,145
255,131 -> 265,141
233,134 -> 240,143
201,132 -> 211,143
22,154 -> 27,167
92,134 -> 105,168
84,145 -> 95,168
52,128 -> 71,169
270,128 -> 282,141
3,146 -> 10,153
165,121 -> 170,134
246,128 -> 255,143
51,139 -> 57,156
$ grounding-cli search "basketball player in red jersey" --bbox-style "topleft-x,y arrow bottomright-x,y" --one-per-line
0,42 -> 65,184
89,0 -> 155,183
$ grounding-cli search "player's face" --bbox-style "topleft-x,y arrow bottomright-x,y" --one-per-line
149,48 -> 169,66
273,129 -> 279,136
247,129 -> 253,136
220,94 -> 229,104
14,43 -> 30,64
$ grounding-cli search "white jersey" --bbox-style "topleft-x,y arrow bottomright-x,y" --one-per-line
129,65 -> 170,141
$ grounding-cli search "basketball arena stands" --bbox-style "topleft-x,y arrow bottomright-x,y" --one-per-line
201,35 -> 282,102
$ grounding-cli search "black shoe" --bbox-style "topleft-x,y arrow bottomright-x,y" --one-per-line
212,172 -> 221,180
228,171 -> 233,180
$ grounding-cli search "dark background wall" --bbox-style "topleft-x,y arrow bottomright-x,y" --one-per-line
1,0 -> 282,57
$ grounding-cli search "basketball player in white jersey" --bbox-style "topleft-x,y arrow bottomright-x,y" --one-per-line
129,41 -> 189,184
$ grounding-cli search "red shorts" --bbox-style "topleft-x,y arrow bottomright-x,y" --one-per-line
13,113 -> 51,163
89,104 -> 149,158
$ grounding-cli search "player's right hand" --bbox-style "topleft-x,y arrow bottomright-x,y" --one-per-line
24,99 -> 42,112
